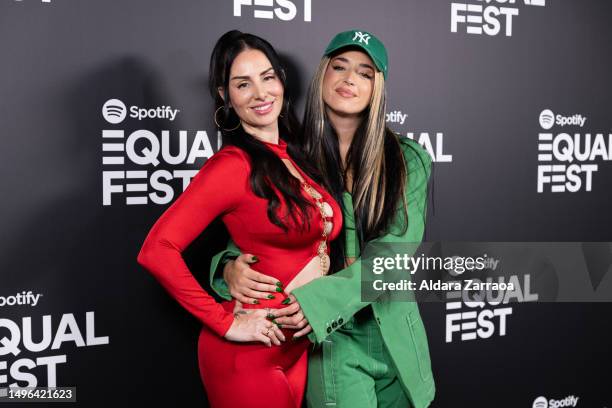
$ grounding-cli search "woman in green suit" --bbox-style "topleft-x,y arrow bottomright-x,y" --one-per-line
210,30 -> 435,407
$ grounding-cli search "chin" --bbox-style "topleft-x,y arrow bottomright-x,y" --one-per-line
247,116 -> 278,128
330,103 -> 363,116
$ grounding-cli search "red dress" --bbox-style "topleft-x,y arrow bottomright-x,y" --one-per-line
137,138 -> 343,408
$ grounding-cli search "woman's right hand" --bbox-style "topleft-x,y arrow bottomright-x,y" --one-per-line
224,308 -> 285,347
223,254 -> 281,304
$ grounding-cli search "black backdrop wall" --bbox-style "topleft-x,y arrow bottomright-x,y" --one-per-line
1,1 -> 611,407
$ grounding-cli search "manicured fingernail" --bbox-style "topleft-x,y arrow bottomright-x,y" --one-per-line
266,313 -> 275,320
251,256 -> 259,262
276,323 -> 283,329
281,298 -> 291,305
276,281 -> 282,287
253,299 -> 259,304
275,287 -> 283,292
267,294 -> 275,299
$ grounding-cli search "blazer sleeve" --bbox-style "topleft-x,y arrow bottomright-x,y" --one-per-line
208,240 -> 241,301
136,148 -> 248,337
291,138 -> 433,344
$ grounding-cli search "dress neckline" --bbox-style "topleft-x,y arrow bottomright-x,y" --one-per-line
261,138 -> 289,158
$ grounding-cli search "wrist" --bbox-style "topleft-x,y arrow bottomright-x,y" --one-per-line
223,260 -> 234,282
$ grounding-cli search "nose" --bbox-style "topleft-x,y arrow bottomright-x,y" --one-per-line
252,81 -> 267,100
343,70 -> 356,86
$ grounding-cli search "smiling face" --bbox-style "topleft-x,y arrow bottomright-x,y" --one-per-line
322,49 -> 376,117
222,48 -> 284,134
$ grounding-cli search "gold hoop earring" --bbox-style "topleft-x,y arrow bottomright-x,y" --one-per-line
214,106 -> 241,132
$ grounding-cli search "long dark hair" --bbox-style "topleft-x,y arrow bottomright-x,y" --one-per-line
301,54 -> 408,271
209,30 -> 320,231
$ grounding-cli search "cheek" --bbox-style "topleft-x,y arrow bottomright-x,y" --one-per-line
358,81 -> 373,106
228,89 -> 248,111
268,80 -> 284,98
322,69 -> 338,94
322,87 -> 334,106
322,77 -> 336,104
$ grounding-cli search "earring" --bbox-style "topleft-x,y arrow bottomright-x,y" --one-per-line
214,106 -> 241,131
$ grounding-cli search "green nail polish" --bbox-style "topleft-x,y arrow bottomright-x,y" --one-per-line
267,294 -> 275,299
281,298 -> 291,305
276,281 -> 282,286
266,313 -> 275,320
253,299 -> 260,304
275,287 -> 283,292
251,256 -> 259,262
276,323 -> 282,329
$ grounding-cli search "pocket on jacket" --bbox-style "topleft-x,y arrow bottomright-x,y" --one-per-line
406,311 -> 433,382
307,340 -> 337,406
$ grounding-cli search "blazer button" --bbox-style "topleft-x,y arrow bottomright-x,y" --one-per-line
338,318 -> 344,325
326,326 -> 332,334
332,321 -> 338,329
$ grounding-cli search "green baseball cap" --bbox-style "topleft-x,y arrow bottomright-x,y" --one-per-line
324,29 -> 388,79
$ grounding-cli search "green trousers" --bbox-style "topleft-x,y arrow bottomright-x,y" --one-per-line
306,307 -> 412,408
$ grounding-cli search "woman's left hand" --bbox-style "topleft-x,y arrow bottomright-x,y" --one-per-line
271,294 -> 313,338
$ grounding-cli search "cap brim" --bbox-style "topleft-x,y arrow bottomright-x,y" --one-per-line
324,44 -> 386,78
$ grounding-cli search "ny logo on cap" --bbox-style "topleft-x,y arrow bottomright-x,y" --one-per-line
352,31 -> 371,45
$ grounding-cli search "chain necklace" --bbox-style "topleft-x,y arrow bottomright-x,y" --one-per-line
301,181 -> 333,276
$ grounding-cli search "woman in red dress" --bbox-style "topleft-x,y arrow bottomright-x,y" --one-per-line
136,30 -> 342,408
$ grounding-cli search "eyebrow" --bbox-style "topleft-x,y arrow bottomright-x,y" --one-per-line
332,56 -> 375,71
230,67 -> 275,81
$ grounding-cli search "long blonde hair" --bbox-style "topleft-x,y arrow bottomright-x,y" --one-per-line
302,54 -> 408,250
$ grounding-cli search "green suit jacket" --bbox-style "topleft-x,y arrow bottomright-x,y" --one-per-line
209,137 -> 435,408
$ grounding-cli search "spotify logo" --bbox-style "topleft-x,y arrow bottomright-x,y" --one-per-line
533,396 -> 548,408
533,395 -> 580,408
102,99 -> 127,124
539,109 -> 554,130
